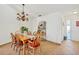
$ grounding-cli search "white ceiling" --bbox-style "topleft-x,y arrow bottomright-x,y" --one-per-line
8,4 -> 79,20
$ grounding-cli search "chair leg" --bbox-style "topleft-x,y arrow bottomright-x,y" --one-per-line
11,43 -> 13,48
32,48 -> 35,55
18,47 -> 21,55
13,44 -> 16,50
38,47 -> 41,54
15,45 -> 19,52
18,46 -> 23,55
15,47 -> 18,52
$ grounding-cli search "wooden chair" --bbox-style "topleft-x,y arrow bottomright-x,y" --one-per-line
33,31 -> 36,36
28,36 -> 41,54
17,39 -> 28,55
15,34 -> 29,55
10,33 -> 17,50
10,33 -> 22,54
27,31 -> 32,35
14,34 -> 23,54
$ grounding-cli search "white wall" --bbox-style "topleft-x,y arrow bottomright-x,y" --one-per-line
63,13 -> 79,41
0,5 -> 33,45
62,16 -> 67,39
70,14 -> 79,41
0,5 -> 17,45
33,13 -> 64,44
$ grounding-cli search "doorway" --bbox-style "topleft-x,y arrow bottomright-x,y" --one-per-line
38,21 -> 46,40
66,20 -> 71,40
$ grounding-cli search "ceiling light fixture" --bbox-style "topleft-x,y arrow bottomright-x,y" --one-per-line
17,4 -> 29,21
73,11 -> 78,14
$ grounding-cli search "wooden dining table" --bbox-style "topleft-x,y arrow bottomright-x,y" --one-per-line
15,33 -> 36,55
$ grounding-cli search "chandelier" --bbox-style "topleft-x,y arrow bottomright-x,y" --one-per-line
17,4 -> 29,21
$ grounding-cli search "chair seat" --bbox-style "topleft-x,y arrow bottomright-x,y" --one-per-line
28,39 -> 40,48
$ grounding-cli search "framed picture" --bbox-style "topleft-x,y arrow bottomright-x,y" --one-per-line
76,21 -> 79,27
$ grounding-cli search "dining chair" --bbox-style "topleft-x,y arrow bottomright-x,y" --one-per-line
28,36 -> 41,55
27,31 -> 32,35
10,33 -> 17,50
33,31 -> 37,36
18,39 -> 29,55
15,34 -> 29,55
14,34 -> 24,54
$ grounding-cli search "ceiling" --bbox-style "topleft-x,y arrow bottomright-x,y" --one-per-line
8,4 -> 79,20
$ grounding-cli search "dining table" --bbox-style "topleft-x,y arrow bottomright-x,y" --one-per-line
15,33 -> 36,55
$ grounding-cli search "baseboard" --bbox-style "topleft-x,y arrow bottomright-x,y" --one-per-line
72,39 -> 79,41
0,42 -> 11,47
71,40 -> 79,42
45,40 -> 61,45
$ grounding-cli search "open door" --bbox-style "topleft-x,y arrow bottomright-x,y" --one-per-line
66,20 -> 71,40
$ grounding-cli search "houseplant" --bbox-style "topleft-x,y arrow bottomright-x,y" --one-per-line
20,26 -> 28,33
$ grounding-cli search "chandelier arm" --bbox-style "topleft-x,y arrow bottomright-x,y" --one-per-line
17,14 -> 21,17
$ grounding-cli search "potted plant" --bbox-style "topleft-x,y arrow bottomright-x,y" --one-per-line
20,26 -> 28,33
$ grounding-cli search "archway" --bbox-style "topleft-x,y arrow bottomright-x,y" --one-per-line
38,21 -> 46,40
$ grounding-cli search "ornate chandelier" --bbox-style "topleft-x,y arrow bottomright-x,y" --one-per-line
17,4 -> 29,21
